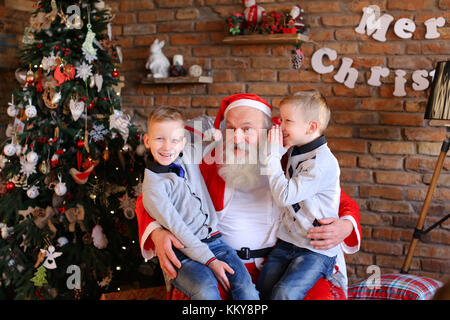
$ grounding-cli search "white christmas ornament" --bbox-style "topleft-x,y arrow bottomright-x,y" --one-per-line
188,65 -> 202,77
76,61 -> 93,81
109,109 -> 130,142
3,143 -> 16,157
26,185 -> 40,199
0,223 -> 14,239
20,159 -> 37,178
69,99 -> 84,121
243,0 -> 266,27
94,73 -> 103,92
56,236 -> 69,247
42,245 -> 62,269
92,225 -> 108,249
25,104 -> 37,118
26,151 -> 39,164
54,181 -> 67,196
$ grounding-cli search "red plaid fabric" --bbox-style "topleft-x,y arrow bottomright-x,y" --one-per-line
348,273 -> 443,300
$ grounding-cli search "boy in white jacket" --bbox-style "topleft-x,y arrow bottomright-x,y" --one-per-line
257,91 -> 341,300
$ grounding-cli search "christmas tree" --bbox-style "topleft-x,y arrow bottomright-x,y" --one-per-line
0,0 -> 149,299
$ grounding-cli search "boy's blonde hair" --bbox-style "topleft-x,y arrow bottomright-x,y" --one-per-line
280,91 -> 331,134
147,106 -> 185,131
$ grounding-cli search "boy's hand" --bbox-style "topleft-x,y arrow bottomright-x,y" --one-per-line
268,125 -> 283,146
208,259 -> 235,292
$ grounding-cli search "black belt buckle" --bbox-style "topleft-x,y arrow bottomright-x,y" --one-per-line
238,247 -> 251,260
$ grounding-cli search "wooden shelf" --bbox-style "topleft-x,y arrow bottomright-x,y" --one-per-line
141,76 -> 213,84
222,33 -> 310,45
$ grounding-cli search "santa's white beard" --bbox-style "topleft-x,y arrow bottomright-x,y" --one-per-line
218,163 -> 267,190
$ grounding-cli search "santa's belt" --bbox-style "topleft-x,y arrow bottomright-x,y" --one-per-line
237,247 -> 273,260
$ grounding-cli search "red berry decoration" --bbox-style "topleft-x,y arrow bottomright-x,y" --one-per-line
112,69 -> 119,78
6,181 -> 15,191
77,140 -> 85,148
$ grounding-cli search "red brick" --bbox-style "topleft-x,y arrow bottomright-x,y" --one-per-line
375,171 -> 421,186
360,185 -> 404,200
370,141 -> 415,155
212,58 -> 248,69
439,0 -> 450,9
208,83 -> 245,95
328,138 -> 367,152
362,240 -> 403,255
235,70 -> 277,82
358,155 -> 403,170
158,21 -> 194,33
333,111 -> 379,125
404,128 -> 447,142
251,57 -> 291,69
359,43 -> 404,55
335,153 -> 357,167
155,0 -> 193,8
154,95 -> 191,107
138,10 -> 174,23
170,33 -> 208,45
247,84 -> 288,96
360,99 -> 403,111
231,45 -> 270,57
359,127 -> 402,140
113,12 -> 137,25
388,0 -> 435,10
123,23 -> 156,36
325,125 -> 353,138
381,113 -> 424,126
369,199 -> 412,213
405,156 -> 450,171
321,15 -> 361,27
340,168 -> 373,183
120,0 -> 154,11
176,8 -> 199,20
195,20 -> 225,32
192,96 -> 221,108
388,56 -> 432,69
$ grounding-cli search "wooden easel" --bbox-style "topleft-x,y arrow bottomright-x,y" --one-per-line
401,122 -> 450,273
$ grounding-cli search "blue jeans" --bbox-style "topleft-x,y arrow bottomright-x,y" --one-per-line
172,237 -> 260,300
256,239 -> 336,300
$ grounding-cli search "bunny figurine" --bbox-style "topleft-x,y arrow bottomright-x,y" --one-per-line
146,39 -> 170,78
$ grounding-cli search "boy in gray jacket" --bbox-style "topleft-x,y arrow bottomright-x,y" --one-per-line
257,91 -> 341,300
141,107 -> 259,300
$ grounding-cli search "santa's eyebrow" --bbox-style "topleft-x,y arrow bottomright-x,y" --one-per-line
225,121 -> 253,128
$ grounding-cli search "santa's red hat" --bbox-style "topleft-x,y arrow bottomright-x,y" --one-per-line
213,93 -> 272,129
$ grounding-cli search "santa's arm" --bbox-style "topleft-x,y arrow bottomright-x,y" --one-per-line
135,193 -> 159,259
338,189 -> 361,254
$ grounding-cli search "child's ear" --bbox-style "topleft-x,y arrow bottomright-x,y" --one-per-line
307,121 -> 319,134
181,136 -> 187,149
143,133 -> 151,149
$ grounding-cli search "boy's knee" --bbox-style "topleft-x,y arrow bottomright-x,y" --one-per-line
190,285 -> 221,300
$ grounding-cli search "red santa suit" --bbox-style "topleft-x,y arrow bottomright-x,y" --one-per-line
136,94 -> 361,300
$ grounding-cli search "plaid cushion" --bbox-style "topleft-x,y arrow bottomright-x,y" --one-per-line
348,273 -> 443,300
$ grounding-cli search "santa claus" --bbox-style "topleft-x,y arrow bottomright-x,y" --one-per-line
135,93 -> 361,299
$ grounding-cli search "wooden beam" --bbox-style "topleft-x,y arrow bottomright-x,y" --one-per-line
141,76 -> 213,84
222,33 -> 310,45
5,0 -> 35,12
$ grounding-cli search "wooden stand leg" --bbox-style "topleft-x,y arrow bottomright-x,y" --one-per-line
401,137 -> 449,273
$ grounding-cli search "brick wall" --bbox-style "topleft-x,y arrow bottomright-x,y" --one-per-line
112,0 -> 450,285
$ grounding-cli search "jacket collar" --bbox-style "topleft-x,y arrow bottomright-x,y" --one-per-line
145,153 -> 183,174
291,135 -> 327,156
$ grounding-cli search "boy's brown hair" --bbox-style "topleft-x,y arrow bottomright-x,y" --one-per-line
146,106 -> 185,131
279,91 -> 331,134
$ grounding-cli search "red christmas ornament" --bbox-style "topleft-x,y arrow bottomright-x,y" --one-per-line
6,181 -> 15,191
76,140 -> 85,148
112,69 -> 119,78
56,149 -> 65,155
88,102 -> 94,110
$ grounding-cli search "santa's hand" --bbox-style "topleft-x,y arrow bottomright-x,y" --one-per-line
307,218 -> 353,250
151,228 -> 184,279
208,259 -> 234,292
